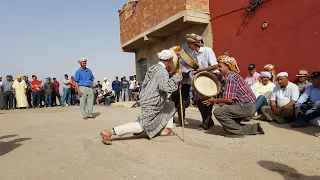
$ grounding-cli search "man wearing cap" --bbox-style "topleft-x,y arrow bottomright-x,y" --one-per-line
185,33 -> 219,130
203,56 -> 264,138
296,70 -> 312,94
291,72 -> 320,127
12,75 -> 28,109
100,50 -> 183,145
250,71 -> 276,116
61,74 -> 71,106
74,58 -> 95,120
2,75 -> 14,109
245,64 -> 260,87
261,72 -> 300,123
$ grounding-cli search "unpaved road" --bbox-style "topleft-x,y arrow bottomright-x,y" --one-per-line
0,106 -> 319,180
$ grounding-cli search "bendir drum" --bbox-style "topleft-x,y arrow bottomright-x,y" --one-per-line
192,71 -> 221,99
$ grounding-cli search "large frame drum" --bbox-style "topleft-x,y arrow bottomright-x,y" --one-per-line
179,48 -> 199,70
192,71 -> 221,99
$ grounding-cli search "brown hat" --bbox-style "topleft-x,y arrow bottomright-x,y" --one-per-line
296,70 -> 308,77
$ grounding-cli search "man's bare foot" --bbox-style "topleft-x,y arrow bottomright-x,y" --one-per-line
100,129 -> 113,145
160,128 -> 176,136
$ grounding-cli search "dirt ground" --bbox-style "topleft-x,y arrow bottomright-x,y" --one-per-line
0,105 -> 319,180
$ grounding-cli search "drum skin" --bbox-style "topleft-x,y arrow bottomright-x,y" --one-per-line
192,71 -> 221,99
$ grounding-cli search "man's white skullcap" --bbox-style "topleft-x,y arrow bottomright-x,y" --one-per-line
276,72 -> 289,78
104,77 -> 107,80
157,49 -> 174,60
261,71 -> 271,78
78,58 -> 87,63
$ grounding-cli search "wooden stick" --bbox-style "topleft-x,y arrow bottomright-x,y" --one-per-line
179,86 -> 185,142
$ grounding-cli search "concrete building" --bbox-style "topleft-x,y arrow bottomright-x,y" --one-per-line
209,0 -> 320,80
119,0 -> 212,82
119,0 -> 320,82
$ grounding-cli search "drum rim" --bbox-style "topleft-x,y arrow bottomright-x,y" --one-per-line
192,71 -> 221,98
180,48 -> 199,69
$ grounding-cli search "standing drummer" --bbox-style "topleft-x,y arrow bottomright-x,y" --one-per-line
170,46 -> 192,126
185,33 -> 219,130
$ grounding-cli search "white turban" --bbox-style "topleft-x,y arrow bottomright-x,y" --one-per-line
78,58 -> 87,63
157,50 -> 173,60
276,72 -> 288,78
261,71 -> 271,78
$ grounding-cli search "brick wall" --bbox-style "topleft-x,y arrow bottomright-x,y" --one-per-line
119,0 -> 209,45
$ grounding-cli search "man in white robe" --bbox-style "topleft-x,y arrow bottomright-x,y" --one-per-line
12,75 -> 28,108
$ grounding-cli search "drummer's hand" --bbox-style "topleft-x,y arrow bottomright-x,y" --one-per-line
203,97 -> 215,106
192,70 -> 200,75
176,69 -> 182,76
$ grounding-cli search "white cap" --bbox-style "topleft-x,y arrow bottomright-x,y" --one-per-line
104,77 -> 107,80
157,49 -> 174,60
260,71 -> 271,78
276,72 -> 289,78
78,58 -> 87,63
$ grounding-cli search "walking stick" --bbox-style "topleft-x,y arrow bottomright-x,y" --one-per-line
179,85 -> 185,142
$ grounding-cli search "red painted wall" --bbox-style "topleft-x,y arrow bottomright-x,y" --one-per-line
209,0 -> 320,80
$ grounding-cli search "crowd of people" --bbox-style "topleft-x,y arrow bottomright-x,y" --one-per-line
100,32 -> 319,145
0,74 -> 141,110
0,32 -> 319,145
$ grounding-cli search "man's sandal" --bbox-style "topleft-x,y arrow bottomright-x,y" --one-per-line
100,132 -> 112,145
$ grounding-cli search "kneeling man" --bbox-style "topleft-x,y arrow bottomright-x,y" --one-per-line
100,50 -> 183,145
203,56 -> 265,138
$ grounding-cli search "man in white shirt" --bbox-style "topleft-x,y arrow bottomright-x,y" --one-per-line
102,78 -> 112,92
185,33 -> 219,130
261,72 -> 300,123
129,76 -> 136,101
251,71 -> 276,115
61,74 -> 72,106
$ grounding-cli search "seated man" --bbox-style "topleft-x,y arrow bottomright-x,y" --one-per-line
261,72 -> 300,123
102,89 -> 114,106
291,72 -> 320,127
204,56 -> 265,138
132,83 -> 141,101
296,70 -> 312,94
250,71 -> 276,117
100,50 -> 183,145
245,64 -> 260,87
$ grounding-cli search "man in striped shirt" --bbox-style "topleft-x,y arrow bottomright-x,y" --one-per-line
203,56 -> 265,138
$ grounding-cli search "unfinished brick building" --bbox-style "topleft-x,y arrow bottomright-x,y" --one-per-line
119,0 -> 211,82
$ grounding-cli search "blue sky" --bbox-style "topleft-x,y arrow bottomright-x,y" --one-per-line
0,0 -> 135,82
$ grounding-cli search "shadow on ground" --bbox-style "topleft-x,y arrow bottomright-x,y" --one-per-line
178,118 -> 226,136
250,118 -> 320,136
92,112 -> 101,118
258,160 -> 320,180
0,134 -> 32,156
